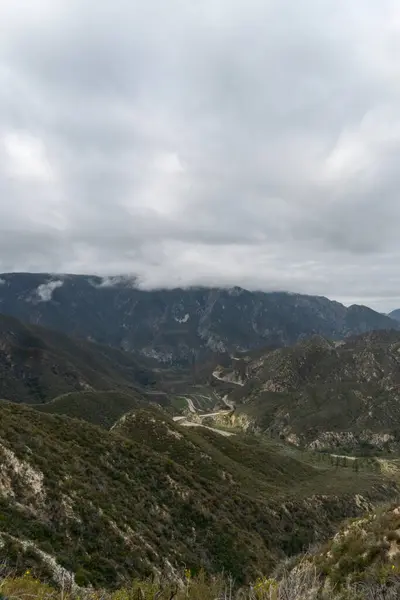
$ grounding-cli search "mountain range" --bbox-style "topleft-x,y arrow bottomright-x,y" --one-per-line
2,274 -> 400,593
0,272 -> 398,364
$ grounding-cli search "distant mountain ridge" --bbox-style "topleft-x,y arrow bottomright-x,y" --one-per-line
0,272 -> 398,364
389,308 -> 400,322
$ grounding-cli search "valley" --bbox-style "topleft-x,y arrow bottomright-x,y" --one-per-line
3,0 -> 400,595
1,296 -> 400,597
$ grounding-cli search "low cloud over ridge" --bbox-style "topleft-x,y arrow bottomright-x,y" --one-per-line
1,1 -> 400,310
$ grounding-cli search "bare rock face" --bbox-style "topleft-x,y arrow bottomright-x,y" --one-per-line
308,431 -> 397,453
0,272 -> 398,365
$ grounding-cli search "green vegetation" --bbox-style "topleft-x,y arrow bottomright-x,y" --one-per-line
312,503 -> 400,588
4,560 -> 400,599
35,391 -> 147,428
0,400 -> 397,589
0,569 -> 318,600
214,332 -> 400,453
170,395 -> 189,411
3,314 -> 400,598
0,314 -> 158,404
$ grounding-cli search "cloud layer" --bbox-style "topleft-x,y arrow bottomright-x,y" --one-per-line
1,0 -> 400,310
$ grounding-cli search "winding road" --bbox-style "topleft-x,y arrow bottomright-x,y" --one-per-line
212,370 -> 245,386
172,396 -> 234,437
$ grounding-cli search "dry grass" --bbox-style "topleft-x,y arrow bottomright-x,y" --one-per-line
2,563 -> 400,600
0,563 -> 324,600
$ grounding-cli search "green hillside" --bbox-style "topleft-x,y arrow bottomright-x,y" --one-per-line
34,390 -> 149,428
0,400 -> 398,589
210,332 -> 400,453
0,313 -> 157,404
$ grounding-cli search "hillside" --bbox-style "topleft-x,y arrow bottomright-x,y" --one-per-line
263,501 -> 400,599
207,331 -> 400,453
0,313 -> 157,404
306,502 -> 400,589
0,400 -> 397,589
5,505 -> 400,600
0,273 -> 398,364
389,308 -> 400,322
34,390 -> 150,428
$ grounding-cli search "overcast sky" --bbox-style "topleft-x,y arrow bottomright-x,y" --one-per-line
1,1 -> 400,310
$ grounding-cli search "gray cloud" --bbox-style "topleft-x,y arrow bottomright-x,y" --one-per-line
36,280 -> 64,302
1,0 -> 400,310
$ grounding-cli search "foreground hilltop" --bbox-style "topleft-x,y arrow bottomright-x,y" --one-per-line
4,499 -> 400,599
0,272 -> 398,364
265,502 -> 400,599
0,400 -> 397,588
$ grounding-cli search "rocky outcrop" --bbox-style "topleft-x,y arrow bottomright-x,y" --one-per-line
308,431 -> 397,452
